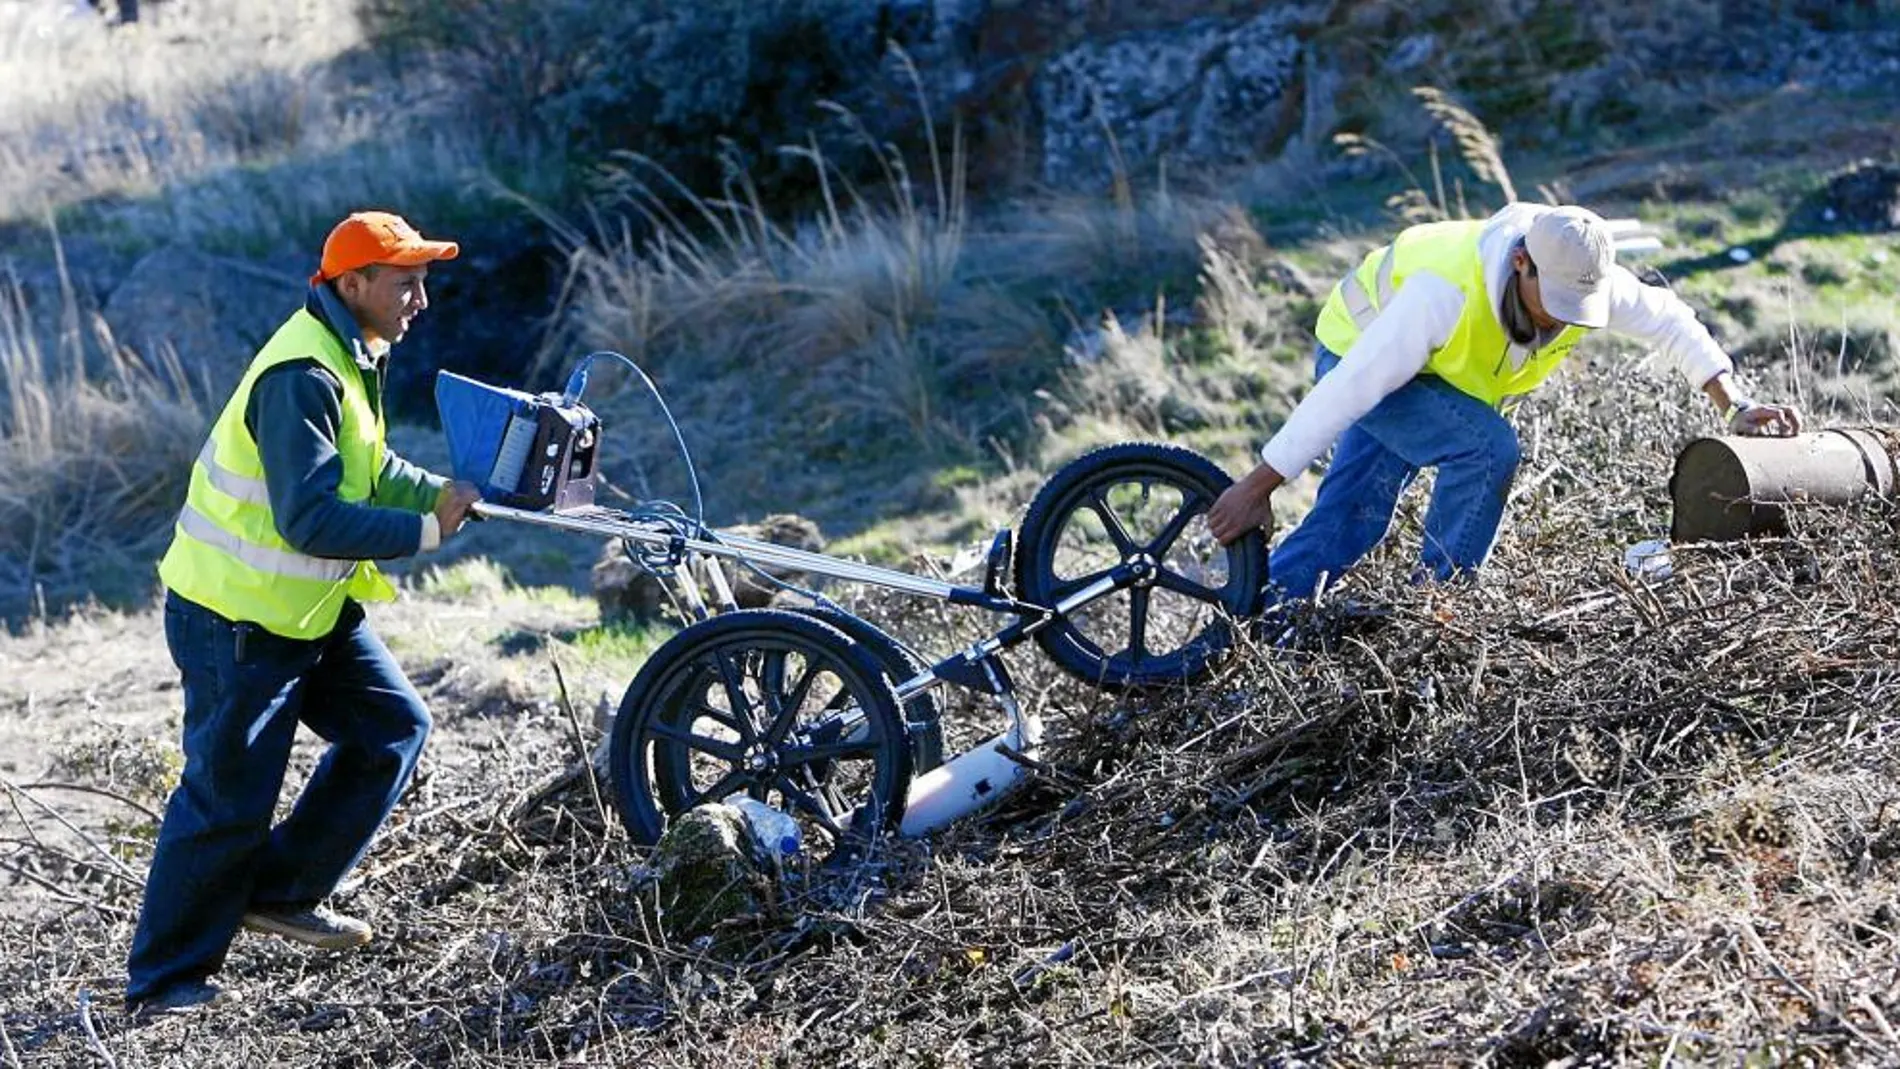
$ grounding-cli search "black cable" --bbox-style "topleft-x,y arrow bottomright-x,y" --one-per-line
562,350 -> 842,615
562,350 -> 705,534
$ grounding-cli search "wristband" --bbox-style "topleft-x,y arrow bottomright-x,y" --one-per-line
1723,396 -> 1758,425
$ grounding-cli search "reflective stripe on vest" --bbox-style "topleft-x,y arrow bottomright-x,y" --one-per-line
1338,244 -> 1398,330
158,307 -> 396,638
174,503 -> 357,582
195,438 -> 271,505
1314,220 -> 1590,407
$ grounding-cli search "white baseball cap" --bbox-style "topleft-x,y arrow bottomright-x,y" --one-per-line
1524,206 -> 1615,328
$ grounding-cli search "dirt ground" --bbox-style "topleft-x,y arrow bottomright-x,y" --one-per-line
0,574 -> 629,918
1,609 -> 179,913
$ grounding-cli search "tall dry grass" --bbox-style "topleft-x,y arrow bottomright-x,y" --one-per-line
1334,85 -> 1523,223
0,0 -> 490,253
568,119 -> 982,443
558,109 -> 1260,537
0,248 -> 203,622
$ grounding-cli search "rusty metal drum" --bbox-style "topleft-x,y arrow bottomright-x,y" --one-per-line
1670,427 -> 1899,542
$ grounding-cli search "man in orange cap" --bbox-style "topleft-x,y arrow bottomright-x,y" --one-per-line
127,211 -> 482,1015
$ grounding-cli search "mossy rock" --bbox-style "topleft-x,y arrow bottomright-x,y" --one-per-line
651,803 -> 774,946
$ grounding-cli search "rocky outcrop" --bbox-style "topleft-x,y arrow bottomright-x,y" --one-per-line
1032,8 -> 1320,188
865,1 -> 1335,190
355,0 -> 1899,204
896,1 -> 1897,189
100,245 -> 302,390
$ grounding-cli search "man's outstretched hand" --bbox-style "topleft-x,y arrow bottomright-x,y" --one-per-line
1706,373 -> 1802,439
1207,462 -> 1285,546
434,480 -> 482,539
1730,401 -> 1803,438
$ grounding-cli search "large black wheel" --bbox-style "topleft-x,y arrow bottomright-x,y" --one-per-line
788,606 -> 946,773
609,610 -> 911,847
1013,442 -> 1268,689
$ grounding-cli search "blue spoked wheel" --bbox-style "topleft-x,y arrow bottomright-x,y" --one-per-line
787,606 -> 945,774
609,610 -> 911,847
1012,442 -> 1269,689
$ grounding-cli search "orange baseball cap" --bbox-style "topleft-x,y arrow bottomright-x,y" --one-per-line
310,211 -> 460,285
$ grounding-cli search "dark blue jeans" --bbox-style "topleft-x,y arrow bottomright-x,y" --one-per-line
1269,344 -> 1520,600
125,593 -> 431,1002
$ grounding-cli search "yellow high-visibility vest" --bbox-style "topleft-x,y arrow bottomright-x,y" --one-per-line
158,309 -> 397,639
1314,219 -> 1590,406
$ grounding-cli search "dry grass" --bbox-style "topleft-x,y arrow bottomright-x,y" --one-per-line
1334,85 -> 1524,224
1412,86 -> 1519,206
0,252 -> 203,621
0,0 -> 489,253
3,356 -> 1897,1066
559,118 -> 1250,531
1033,208 -> 1321,479
568,126 -> 989,451
566,142 -> 917,435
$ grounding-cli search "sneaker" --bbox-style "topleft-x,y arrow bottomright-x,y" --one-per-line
242,905 -> 373,950
129,979 -> 238,1018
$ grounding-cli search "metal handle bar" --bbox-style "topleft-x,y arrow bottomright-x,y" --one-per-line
472,501 -> 966,602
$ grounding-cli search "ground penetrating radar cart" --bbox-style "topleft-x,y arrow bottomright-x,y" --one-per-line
438,353 -> 1269,851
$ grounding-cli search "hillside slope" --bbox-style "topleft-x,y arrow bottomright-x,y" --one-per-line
4,359 -> 1899,1065
2,2 -> 1899,1065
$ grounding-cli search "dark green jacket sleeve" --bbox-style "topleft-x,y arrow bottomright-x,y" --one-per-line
245,363 -> 430,560
375,449 -> 447,514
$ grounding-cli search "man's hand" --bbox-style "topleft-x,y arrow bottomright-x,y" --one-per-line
1207,462 -> 1285,546
434,480 -> 482,539
1704,372 -> 1801,439
1730,401 -> 1802,438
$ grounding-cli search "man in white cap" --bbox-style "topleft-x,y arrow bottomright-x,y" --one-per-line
1206,203 -> 1801,599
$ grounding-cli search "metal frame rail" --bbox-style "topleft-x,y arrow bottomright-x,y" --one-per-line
471,499 -> 1155,836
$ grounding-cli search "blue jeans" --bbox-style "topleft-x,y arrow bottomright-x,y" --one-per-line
1269,344 -> 1520,600
125,593 -> 431,1002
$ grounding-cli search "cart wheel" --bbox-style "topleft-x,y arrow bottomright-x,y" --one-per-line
789,606 -> 946,772
1013,442 -> 1267,689
609,609 -> 911,847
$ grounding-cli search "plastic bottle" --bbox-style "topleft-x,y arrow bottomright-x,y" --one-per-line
726,796 -> 802,860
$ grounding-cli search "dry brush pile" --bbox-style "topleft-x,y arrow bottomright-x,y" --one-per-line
3,360 -> 1898,1066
